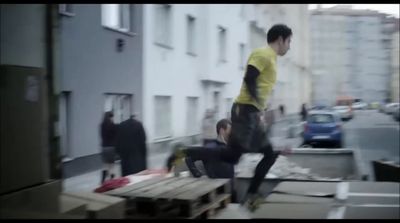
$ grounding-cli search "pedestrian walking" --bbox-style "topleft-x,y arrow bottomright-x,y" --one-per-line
115,115 -> 147,176
300,103 -> 308,122
166,24 -> 293,212
100,111 -> 118,184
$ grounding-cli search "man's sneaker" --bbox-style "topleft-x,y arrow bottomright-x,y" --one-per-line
166,146 -> 186,172
241,193 -> 265,212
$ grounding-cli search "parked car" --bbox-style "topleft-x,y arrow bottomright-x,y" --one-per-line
379,102 -> 386,113
303,111 -> 343,148
333,105 -> 353,121
384,103 -> 400,115
393,106 -> 400,122
352,102 -> 368,110
309,105 -> 329,111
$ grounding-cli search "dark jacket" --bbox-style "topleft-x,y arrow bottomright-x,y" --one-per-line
203,140 -> 235,179
101,121 -> 117,147
115,118 -> 147,176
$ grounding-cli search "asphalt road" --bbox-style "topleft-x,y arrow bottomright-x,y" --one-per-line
343,109 -> 400,180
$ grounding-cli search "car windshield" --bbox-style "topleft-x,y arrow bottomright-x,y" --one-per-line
309,114 -> 334,123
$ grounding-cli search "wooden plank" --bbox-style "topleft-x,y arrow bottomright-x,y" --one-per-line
157,179 -> 212,200
134,178 -> 199,199
104,177 -> 171,196
174,179 -> 230,201
120,177 -> 179,197
186,194 -> 231,219
126,194 -> 231,219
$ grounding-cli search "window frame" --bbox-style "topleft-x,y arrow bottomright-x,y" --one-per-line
154,95 -> 173,140
239,43 -> 245,70
101,4 -> 135,36
218,26 -> 227,63
185,97 -> 199,135
59,4 -> 75,17
186,15 -> 197,56
154,4 -> 173,49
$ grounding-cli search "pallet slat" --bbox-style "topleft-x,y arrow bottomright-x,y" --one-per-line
104,177 -> 172,197
174,179 -> 230,201
135,178 -> 199,199
107,177 -> 232,219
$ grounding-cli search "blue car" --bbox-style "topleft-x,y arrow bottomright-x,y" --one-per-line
302,110 -> 344,148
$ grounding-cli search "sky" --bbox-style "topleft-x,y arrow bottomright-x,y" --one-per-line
308,4 -> 400,18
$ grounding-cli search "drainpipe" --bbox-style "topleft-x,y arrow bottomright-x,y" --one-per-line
46,4 -> 62,180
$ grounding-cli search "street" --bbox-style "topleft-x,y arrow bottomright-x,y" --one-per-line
268,109 -> 399,181
343,110 -> 400,180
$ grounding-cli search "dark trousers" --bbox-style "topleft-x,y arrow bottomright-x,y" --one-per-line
185,103 -> 279,195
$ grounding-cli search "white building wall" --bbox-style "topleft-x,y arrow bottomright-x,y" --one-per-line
142,4 -> 249,144
311,8 -> 394,105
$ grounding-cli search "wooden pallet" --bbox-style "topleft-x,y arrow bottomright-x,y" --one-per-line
105,176 -> 231,219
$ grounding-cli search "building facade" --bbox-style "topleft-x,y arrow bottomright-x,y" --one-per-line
2,4 -> 311,172
55,4 -> 252,164
310,6 -> 396,105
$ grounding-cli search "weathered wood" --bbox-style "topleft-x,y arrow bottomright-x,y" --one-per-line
104,177 -> 172,197
110,177 -> 232,219
156,179 -> 212,201
121,177 -> 180,198
174,179 -> 230,201
134,178 -> 199,200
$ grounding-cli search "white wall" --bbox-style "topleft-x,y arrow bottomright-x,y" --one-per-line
311,10 -> 393,105
142,4 -> 249,142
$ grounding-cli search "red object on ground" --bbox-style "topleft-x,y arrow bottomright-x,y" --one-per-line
94,177 -> 130,193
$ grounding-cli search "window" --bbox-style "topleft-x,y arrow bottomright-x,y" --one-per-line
239,5 -> 245,18
218,26 -> 227,62
104,94 -> 133,124
102,4 -> 131,32
239,43 -> 245,70
154,4 -> 172,47
226,98 -> 233,118
59,4 -> 74,16
308,114 -> 334,124
186,15 -> 196,55
154,96 -> 172,139
213,91 -> 220,118
186,97 -> 199,135
59,91 -> 72,159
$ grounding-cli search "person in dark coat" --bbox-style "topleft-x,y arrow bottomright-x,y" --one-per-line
100,111 -> 118,184
184,119 -> 237,202
300,103 -> 308,122
115,115 -> 147,176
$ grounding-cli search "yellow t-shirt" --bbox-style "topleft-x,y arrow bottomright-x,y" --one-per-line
235,46 -> 277,111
